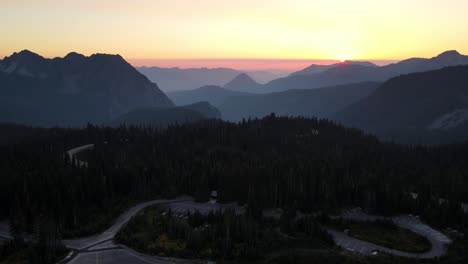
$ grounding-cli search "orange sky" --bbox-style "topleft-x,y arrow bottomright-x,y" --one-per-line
1,0 -> 467,70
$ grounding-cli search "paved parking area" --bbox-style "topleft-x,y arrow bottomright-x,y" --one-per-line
67,249 -> 175,264
61,197 -> 243,263
168,200 -> 244,216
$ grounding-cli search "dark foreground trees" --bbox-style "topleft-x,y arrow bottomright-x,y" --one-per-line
0,116 -> 467,262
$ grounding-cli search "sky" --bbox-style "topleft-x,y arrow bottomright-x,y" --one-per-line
1,0 -> 468,70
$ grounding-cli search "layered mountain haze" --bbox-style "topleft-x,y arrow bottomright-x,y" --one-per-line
219,82 -> 380,121
290,61 -> 377,76
334,65 -> 468,143
168,85 -> 250,106
264,50 -> 468,93
109,102 -> 221,127
137,67 -> 282,92
0,50 -> 174,126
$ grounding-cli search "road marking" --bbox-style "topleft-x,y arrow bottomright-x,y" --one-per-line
123,249 -> 161,264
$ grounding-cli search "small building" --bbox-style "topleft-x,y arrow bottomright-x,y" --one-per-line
209,190 -> 218,204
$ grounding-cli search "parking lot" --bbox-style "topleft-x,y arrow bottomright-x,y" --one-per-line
168,200 -> 244,215
67,249 -> 176,264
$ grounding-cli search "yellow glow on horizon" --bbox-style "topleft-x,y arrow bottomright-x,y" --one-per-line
1,0 -> 468,66
337,54 -> 352,63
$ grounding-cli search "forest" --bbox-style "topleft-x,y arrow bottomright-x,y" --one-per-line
0,115 -> 468,263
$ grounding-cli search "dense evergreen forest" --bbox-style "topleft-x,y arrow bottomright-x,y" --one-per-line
1,116 -> 468,263
116,205 -> 332,260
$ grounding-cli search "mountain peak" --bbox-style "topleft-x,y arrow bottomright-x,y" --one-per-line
344,60 -> 378,67
431,50 -> 467,65
0,50 -> 47,76
88,53 -> 128,67
226,73 -> 257,86
64,52 -> 86,60
436,50 -> 461,58
223,73 -> 261,92
8,50 -> 44,61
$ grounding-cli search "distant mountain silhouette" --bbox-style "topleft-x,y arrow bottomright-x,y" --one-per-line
291,60 -> 377,76
0,50 -> 173,126
218,82 -> 380,121
265,51 -> 468,93
182,102 -> 221,119
168,85 -> 250,106
223,73 -> 263,93
137,67 -> 285,92
334,65 -> 468,143
109,102 -> 220,127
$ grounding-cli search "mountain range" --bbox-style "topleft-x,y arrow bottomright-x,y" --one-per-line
0,50 -> 220,127
219,82 -> 380,121
167,73 -> 260,106
137,66 -> 286,92
290,60 -> 377,76
3,49 -> 468,143
263,50 -> 468,93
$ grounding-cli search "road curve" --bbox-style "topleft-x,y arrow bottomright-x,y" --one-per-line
62,197 -> 193,250
67,144 -> 94,167
61,197 -> 243,264
328,209 -> 452,259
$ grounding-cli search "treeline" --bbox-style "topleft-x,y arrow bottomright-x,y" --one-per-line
1,116 -> 468,241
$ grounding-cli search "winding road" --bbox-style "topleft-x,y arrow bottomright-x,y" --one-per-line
61,197 -> 242,264
67,144 -> 94,167
1,144 -> 460,263
328,208 -> 452,259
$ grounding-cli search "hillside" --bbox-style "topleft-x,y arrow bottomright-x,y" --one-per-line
110,102 -> 220,127
168,85 -> 250,106
334,65 -> 468,143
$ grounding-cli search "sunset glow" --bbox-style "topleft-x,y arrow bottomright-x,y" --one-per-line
1,0 -> 468,70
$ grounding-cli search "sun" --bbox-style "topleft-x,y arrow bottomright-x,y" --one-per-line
337,54 -> 352,63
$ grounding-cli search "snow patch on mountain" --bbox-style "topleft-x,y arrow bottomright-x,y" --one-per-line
1,62 -> 18,74
428,109 -> 468,130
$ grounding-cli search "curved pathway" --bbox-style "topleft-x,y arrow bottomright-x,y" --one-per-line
3,144 -> 458,262
67,144 -> 94,167
61,197 -> 243,264
328,209 -> 452,259
61,144 -> 244,263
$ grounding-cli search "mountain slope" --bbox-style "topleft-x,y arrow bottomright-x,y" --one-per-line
110,102 -> 220,127
219,82 -> 380,121
223,73 -> 263,93
265,51 -> 468,93
0,50 -> 173,127
168,85 -> 250,106
290,60 -> 377,76
334,65 -> 468,143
